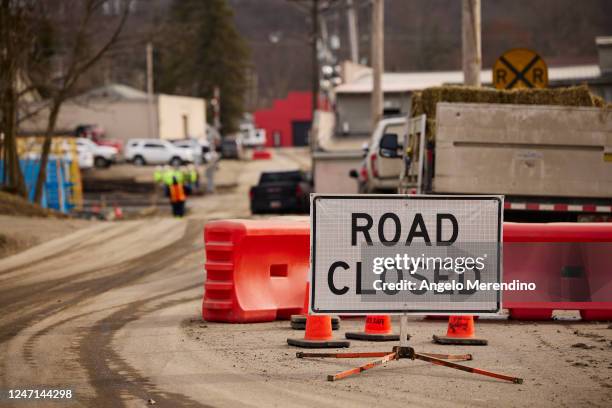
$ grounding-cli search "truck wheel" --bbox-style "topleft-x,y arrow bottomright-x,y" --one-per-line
133,155 -> 146,166
94,156 -> 110,168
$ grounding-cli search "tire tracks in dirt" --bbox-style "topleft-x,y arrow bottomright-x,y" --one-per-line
0,221 -> 200,340
1,152 -> 311,407
0,223 -> 128,277
0,220 -> 204,395
78,291 -> 209,407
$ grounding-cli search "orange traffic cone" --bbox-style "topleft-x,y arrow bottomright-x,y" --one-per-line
345,315 -> 408,342
301,282 -> 310,314
287,315 -> 350,348
432,315 -> 487,346
290,283 -> 339,330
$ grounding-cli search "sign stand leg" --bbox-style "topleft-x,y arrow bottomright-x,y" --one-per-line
295,314 -> 522,384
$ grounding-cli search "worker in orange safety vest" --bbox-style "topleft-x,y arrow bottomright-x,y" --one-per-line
168,175 -> 186,218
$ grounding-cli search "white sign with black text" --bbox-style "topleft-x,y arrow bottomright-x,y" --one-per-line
310,195 -> 503,315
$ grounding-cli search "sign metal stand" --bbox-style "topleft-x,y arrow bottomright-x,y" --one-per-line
302,195 -> 521,383
296,316 -> 523,383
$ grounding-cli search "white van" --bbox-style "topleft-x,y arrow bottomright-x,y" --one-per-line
240,123 -> 266,147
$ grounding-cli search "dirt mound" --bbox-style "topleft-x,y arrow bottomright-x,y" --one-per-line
0,191 -> 66,218
0,232 -> 33,258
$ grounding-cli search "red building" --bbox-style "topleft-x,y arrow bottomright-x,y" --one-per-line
254,91 -> 325,147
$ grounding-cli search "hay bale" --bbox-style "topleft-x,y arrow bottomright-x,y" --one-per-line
410,85 -> 608,140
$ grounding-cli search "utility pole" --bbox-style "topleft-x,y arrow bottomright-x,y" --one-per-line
213,86 -> 221,132
146,42 -> 156,138
319,14 -> 331,63
346,0 -> 359,63
311,0 -> 319,153
371,0 -> 384,131
462,0 -> 481,86
207,86 -> 221,194
146,42 -> 154,95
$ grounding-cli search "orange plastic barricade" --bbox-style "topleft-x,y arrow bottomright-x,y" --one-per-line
202,219 -> 309,323
503,223 -> 612,321
252,150 -> 272,160
203,221 -> 612,322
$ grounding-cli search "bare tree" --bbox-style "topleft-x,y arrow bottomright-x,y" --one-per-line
0,0 -> 37,196
32,0 -> 130,203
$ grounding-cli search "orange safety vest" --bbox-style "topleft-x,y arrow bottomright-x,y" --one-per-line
169,182 -> 186,202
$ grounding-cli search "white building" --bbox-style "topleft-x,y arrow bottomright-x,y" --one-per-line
334,63 -> 605,138
21,84 -> 207,141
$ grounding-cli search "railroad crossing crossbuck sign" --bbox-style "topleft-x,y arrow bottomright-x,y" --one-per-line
310,195 -> 503,315
493,48 -> 548,89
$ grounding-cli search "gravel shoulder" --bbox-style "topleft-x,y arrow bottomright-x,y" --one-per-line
0,215 -> 93,259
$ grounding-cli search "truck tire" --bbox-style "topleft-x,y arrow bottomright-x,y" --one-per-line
94,156 -> 110,168
133,155 -> 146,166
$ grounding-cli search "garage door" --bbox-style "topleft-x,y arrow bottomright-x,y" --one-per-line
291,121 -> 311,147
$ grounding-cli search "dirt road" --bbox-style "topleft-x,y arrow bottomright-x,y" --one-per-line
1,149 -> 610,407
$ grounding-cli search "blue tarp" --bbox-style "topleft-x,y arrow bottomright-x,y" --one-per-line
0,158 -> 75,213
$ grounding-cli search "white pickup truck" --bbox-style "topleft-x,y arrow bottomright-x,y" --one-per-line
76,137 -> 118,168
349,116 -> 406,193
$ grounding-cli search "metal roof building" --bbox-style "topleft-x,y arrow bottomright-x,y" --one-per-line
333,63 -> 609,139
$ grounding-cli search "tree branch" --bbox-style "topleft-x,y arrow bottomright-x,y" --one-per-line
65,1 -> 130,91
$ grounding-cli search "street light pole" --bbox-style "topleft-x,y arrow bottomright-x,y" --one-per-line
311,0 -> 319,153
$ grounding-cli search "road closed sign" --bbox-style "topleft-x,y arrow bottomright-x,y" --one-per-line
310,195 -> 503,315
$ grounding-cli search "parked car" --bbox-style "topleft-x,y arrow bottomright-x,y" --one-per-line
59,139 -> 93,169
75,144 -> 94,170
96,139 -> 123,154
171,139 -> 208,164
349,156 -> 369,194
124,139 -> 193,166
250,170 -> 312,214
220,137 -> 244,159
75,137 -> 118,168
74,124 -> 104,140
240,123 -> 266,147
